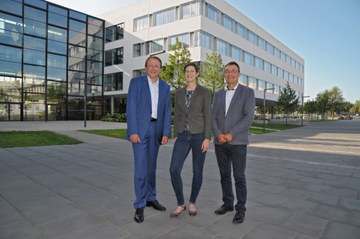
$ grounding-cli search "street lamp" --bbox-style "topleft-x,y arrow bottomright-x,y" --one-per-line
263,88 -> 274,132
301,94 -> 310,126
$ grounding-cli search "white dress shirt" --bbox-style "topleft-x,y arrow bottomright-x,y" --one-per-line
147,76 -> 159,119
225,83 -> 239,116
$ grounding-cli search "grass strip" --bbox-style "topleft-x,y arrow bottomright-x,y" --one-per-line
0,131 -> 82,148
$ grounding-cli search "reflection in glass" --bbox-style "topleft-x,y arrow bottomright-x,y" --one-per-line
24,19 -> 46,37
48,26 -> 67,42
24,6 -> 46,22
0,0 -> 22,16
0,60 -> 22,76
48,12 -> 67,28
0,45 -> 22,62
24,49 -> 45,65
48,40 -> 67,54
69,30 -> 86,46
47,67 -> 66,81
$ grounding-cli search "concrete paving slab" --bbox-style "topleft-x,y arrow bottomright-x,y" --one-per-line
0,120 -> 359,238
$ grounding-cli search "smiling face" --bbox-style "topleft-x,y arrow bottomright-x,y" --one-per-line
224,64 -> 240,88
145,57 -> 162,81
185,65 -> 199,84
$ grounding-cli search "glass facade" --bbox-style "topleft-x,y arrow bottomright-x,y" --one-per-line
0,0 -> 104,121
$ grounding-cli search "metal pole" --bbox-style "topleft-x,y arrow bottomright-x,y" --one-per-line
263,90 -> 266,132
263,88 -> 274,132
301,95 -> 310,126
84,81 -> 87,128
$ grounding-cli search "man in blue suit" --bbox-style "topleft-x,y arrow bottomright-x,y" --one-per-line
126,56 -> 172,223
212,61 -> 255,224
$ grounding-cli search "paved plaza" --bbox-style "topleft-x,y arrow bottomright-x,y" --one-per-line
0,120 -> 360,239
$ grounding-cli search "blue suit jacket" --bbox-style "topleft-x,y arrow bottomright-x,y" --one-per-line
126,75 -> 172,142
212,84 -> 255,145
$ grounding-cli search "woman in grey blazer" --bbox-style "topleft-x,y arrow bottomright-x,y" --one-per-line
169,62 -> 212,217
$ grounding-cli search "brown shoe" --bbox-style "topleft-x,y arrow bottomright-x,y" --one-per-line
170,204 -> 186,217
188,203 -> 197,216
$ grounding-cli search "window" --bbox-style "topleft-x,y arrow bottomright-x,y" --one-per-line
24,19 -> 46,37
105,72 -> 123,91
134,15 -> 149,32
105,47 -> 123,66
106,23 -> 124,42
255,57 -> 263,69
0,12 -> 23,47
150,39 -> 164,53
169,33 -> 190,49
69,19 -> 86,34
237,24 -> 246,39
239,74 -> 247,86
154,8 -> 175,26
224,15 -> 234,32
216,39 -> 228,56
197,31 -> 212,49
48,5 -> 68,28
248,30 -> 257,44
1,0 -> 22,16
248,77 -> 257,90
271,64 -> 277,75
48,26 -> 67,42
133,69 -> 146,77
244,52 -> 254,66
231,46 -> 242,61
207,5 -> 221,24
181,2 -> 199,19
258,79 -> 265,91
258,37 -> 266,50
264,61 -> 271,73
266,42 -> 274,55
24,6 -> 46,23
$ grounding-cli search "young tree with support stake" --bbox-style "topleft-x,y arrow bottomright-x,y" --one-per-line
276,82 -> 299,125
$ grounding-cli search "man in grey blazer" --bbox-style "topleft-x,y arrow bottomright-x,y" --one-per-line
212,61 -> 255,224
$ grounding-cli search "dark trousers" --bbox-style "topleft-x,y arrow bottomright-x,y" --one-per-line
132,121 -> 159,208
214,143 -> 247,212
170,132 -> 206,205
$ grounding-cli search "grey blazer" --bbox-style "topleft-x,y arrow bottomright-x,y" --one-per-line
173,84 -> 212,139
212,84 -> 255,145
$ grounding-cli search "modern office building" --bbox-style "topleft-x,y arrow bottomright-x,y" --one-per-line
0,0 -> 304,121
0,0 -> 104,121
101,0 -> 304,115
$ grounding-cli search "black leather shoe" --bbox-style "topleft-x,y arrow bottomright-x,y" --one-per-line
214,204 -> 234,215
146,200 -> 166,211
134,208 -> 144,223
233,211 -> 245,224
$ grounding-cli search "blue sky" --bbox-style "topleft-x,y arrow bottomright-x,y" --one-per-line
48,0 -> 360,103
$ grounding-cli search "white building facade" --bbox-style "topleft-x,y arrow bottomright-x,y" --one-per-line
100,0 -> 304,114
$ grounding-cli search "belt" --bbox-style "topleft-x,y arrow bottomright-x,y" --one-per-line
150,117 -> 157,122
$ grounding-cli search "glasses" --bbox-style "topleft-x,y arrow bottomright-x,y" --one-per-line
224,70 -> 239,75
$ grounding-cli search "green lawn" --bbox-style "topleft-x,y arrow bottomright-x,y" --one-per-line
0,131 -> 82,148
0,123 -> 301,148
80,123 -> 301,139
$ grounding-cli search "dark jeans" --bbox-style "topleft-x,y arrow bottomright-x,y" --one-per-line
170,131 -> 206,205
214,143 -> 247,212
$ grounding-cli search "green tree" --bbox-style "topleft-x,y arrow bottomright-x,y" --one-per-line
316,90 -> 331,119
276,82 -> 299,124
350,100 -> 360,113
159,38 -> 191,89
199,50 -> 225,97
304,99 -> 317,118
328,86 -> 344,119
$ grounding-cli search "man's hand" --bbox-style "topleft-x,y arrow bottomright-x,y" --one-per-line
130,134 -> 140,143
217,134 -> 227,144
224,133 -> 233,142
161,136 -> 169,145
